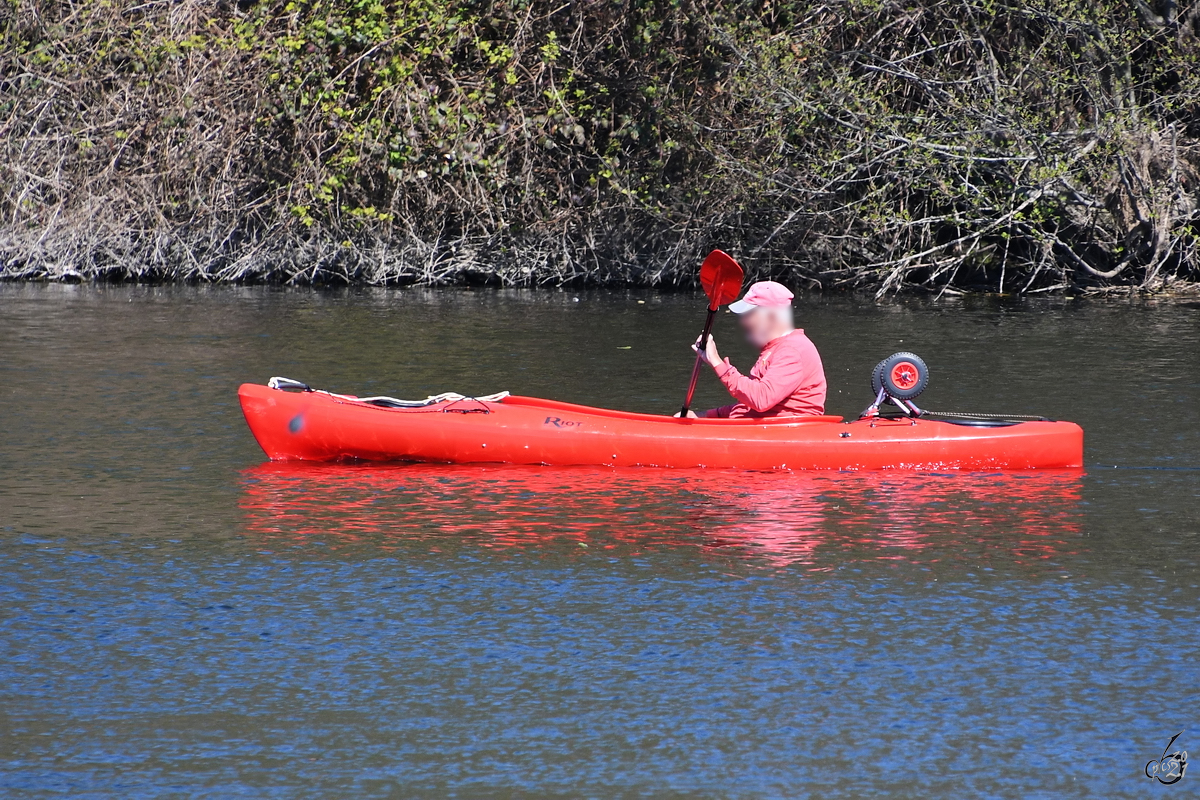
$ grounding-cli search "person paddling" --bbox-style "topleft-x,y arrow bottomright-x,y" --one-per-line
678,281 -> 827,419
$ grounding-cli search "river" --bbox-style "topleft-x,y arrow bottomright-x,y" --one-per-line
2,283 -> 1198,797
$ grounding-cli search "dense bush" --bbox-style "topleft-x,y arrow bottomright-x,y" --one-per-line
2,0 -> 1198,292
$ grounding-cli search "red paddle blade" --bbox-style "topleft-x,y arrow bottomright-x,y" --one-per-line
699,249 -> 744,310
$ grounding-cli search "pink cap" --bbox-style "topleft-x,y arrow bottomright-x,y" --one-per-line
729,281 -> 794,313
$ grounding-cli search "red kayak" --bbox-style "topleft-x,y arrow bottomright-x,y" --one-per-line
238,382 -> 1083,470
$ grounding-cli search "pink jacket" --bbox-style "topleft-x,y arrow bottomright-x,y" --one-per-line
711,330 -> 827,418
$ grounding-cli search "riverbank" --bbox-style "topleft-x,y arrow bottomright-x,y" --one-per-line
3,0 -> 1198,294
4,260 -> 1199,299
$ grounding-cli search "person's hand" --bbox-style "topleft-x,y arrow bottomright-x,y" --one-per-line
673,409 -> 699,418
692,334 -> 721,367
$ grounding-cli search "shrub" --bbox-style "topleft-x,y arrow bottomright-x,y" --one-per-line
1,0 -> 1197,292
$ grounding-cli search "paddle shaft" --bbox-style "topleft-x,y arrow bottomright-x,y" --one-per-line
679,306 -> 718,416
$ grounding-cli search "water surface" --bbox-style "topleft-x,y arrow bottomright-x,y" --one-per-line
1,284 -> 1198,797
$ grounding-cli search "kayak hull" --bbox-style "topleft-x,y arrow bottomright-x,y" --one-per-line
238,383 -> 1083,470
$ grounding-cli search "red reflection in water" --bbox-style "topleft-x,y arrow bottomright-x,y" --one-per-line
240,463 -> 1084,570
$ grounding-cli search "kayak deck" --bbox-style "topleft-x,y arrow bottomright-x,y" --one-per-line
238,383 -> 1083,470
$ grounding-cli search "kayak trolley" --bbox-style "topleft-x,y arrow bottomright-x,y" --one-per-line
862,352 -> 929,418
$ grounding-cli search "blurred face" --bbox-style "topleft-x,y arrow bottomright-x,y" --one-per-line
738,306 -> 793,349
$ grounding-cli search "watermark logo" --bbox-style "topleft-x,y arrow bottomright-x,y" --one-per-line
1146,732 -> 1188,785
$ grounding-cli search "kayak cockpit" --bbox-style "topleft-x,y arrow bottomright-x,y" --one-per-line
500,394 -> 844,425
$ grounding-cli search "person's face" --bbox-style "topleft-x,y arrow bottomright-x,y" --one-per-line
739,307 -> 774,349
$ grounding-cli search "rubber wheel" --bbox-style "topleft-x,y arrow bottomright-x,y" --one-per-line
879,352 -> 929,400
870,359 -> 888,397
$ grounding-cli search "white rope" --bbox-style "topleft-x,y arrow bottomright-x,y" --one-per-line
331,390 -> 511,407
268,376 -> 509,407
